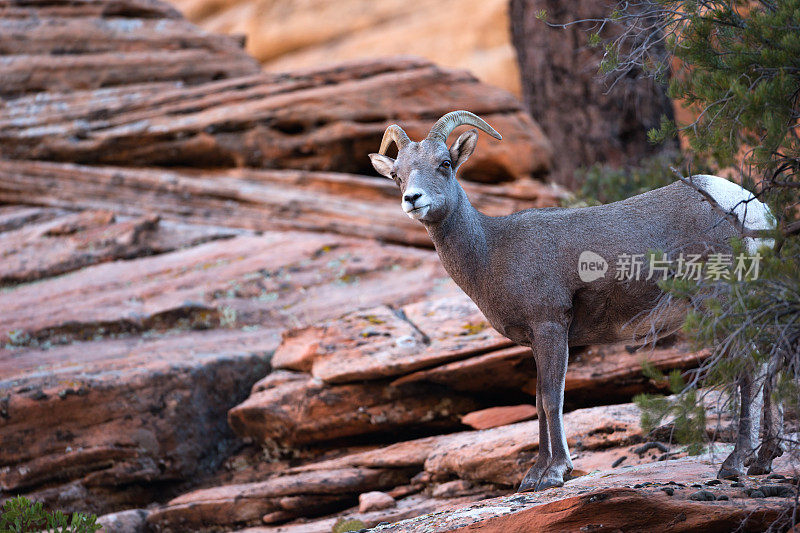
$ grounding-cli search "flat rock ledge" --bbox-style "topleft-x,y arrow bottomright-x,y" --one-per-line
366,457 -> 798,533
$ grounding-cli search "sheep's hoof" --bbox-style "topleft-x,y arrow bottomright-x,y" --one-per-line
517,465 -> 546,493
518,463 -> 567,492
534,475 -> 565,491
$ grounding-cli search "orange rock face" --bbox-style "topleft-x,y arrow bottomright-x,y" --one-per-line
167,0 -> 523,96
0,57 -> 552,182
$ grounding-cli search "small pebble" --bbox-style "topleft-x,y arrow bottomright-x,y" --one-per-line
747,489 -> 766,498
716,495 -> 729,501
611,456 -> 627,468
731,482 -> 744,487
704,479 -> 722,486
660,487 -> 674,496
633,442 -> 669,455
432,479 -> 472,499
767,474 -> 786,480
758,485 -> 794,498
691,484 -> 702,488
31,390 -> 48,401
358,491 -> 395,513
689,490 -> 716,501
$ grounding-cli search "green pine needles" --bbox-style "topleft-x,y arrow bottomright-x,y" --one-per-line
634,360 -> 707,455
0,496 -> 101,533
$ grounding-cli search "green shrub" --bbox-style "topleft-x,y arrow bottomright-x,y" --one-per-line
0,496 -> 101,533
332,517 -> 367,533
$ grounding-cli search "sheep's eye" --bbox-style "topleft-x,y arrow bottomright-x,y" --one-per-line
441,161 -> 451,169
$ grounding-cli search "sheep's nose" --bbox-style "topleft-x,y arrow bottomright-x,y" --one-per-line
404,192 -> 422,204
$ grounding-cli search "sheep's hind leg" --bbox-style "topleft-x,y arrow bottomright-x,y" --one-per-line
718,368 -> 763,479
525,322 -> 573,491
748,367 -> 784,475
518,360 -> 551,492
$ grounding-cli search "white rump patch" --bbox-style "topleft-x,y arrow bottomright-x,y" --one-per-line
692,175 -> 775,253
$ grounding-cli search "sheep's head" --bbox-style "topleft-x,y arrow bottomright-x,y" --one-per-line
368,111 -> 502,224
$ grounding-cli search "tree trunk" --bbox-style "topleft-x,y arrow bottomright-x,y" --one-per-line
509,0 -> 679,189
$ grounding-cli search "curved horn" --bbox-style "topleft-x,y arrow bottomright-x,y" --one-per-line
426,110 -> 502,143
379,124 -> 411,155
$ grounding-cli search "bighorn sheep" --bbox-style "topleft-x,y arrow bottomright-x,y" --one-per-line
369,110 -> 777,491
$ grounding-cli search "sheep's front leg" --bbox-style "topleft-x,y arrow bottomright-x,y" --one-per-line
518,360 -> 551,492
519,321 -> 572,492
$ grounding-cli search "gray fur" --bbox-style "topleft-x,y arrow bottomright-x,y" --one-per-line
369,114 -> 778,491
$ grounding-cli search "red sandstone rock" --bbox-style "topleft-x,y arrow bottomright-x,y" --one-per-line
97,509 -> 149,533
273,294 -> 514,383
0,5 -> 258,98
0,231 -> 445,345
171,0 -> 522,96
0,206 -> 64,232
146,467 -> 413,530
461,405 -> 538,430
0,208 -> 238,285
369,457 -> 799,532
0,0 -> 183,19
0,58 -> 551,182
146,394 -> 756,531
0,329 -> 274,514
424,403 -> 643,486
431,480 -> 475,499
227,375 -> 480,447
394,340 -> 709,401
230,494 -> 482,533
358,491 -> 396,513
285,402 -> 643,487
0,161 -> 562,249
204,400 -> 757,531
0,223 -> 448,515
273,290 -> 708,402
557,342 -> 711,402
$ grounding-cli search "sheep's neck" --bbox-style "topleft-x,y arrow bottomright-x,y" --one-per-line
425,186 -> 489,300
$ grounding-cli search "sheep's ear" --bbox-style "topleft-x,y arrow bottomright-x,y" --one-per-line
369,153 -> 395,179
449,129 -> 478,172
